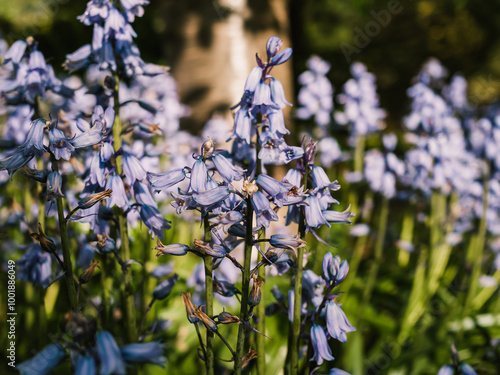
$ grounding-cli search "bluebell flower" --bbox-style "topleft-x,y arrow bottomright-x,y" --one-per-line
96,331 -> 126,375
70,120 -> 105,148
152,274 -> 178,300
75,354 -> 96,375
89,152 -> 106,187
192,186 -> 230,208
270,78 -> 292,109
322,253 -> 349,286
76,243 -> 96,269
256,174 -> 290,207
325,300 -> 356,342
269,234 -> 306,250
310,324 -> 335,365
20,119 -> 46,156
120,342 -> 166,367
189,158 -> 209,193
266,36 -> 282,59
47,171 -> 65,203
106,174 -> 129,209
212,153 -> 245,183
17,343 -> 65,375
322,206 -> 355,225
49,127 -> 75,161
140,204 -> 172,238
194,239 -> 227,258
122,151 -> 146,185
148,168 -> 186,192
251,191 -> 279,228
214,277 -> 239,297
17,244 -> 52,286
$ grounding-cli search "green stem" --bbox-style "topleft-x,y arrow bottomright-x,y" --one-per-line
463,166 -> 489,317
100,253 -> 111,330
362,195 -> 389,305
203,215 -> 215,375
234,197 -> 254,375
112,71 -> 137,343
52,160 -> 78,311
291,165 -> 309,375
256,229 -> 266,375
398,208 -> 414,267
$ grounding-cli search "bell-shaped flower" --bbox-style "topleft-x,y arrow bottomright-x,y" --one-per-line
17,343 -> 66,375
329,369 -> 350,375
49,127 -> 75,160
122,151 -> 146,185
325,300 -> 356,343
152,274 -> 178,300
3,40 -> 27,65
270,47 -> 293,66
252,191 -> 279,228
140,204 -> 172,239
322,205 -> 355,225
269,234 -> 306,250
304,195 -> 329,230
256,174 -> 290,207
266,36 -> 283,60
193,186 -> 230,208
322,253 -> 349,286
270,78 -> 292,109
75,354 -> 96,375
46,171 -> 65,203
310,324 -> 335,365
189,158 -> 208,193
96,331 -> 126,375
106,174 -> 129,209
212,153 -> 245,183
148,168 -> 186,192
214,277 -> 239,297
120,342 -> 167,368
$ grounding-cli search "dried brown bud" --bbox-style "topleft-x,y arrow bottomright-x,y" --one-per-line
78,189 -> 112,209
181,292 -> 199,324
78,259 -> 100,284
242,349 -> 258,368
242,179 -> 259,197
31,223 -> 56,254
193,306 -> 218,332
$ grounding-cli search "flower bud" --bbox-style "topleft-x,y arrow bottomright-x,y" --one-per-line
31,222 -> 57,254
266,36 -> 282,60
193,306 -> 218,332
248,275 -> 264,308
181,292 -> 199,323
152,274 -> 178,300
154,239 -> 189,258
269,234 -> 306,250
193,239 -> 227,258
78,259 -> 100,284
217,311 -> 240,324
78,189 -> 112,209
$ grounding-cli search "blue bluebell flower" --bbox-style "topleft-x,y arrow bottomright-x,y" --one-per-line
325,300 -> 356,343
310,324 -> 335,365
269,234 -> 306,250
304,195 -> 329,230
436,365 -> 453,375
49,127 -> 75,161
322,253 -> 349,286
120,342 -> 166,367
96,331 -> 126,375
3,40 -> 27,65
17,343 -> 65,375
322,206 -> 355,225
256,174 -> 290,207
148,168 -> 186,192
106,174 -> 129,209
75,354 -> 96,375
152,274 -> 178,300
122,151 -> 146,185
47,171 -> 65,203
330,369 -> 350,375
212,153 -> 245,183
460,363 -> 477,375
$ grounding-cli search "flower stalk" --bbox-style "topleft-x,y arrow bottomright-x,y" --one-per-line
203,214 -> 215,375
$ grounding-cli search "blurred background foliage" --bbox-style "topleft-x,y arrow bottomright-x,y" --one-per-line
2,0 -> 500,127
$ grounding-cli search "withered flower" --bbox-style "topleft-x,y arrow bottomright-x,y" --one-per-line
242,349 -> 259,368
78,259 -> 100,284
31,222 -> 57,254
193,306 -> 218,332
181,292 -> 199,324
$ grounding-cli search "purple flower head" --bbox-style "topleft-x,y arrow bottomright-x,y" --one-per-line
251,191 -> 279,228
310,324 -> 335,365
311,165 -> 339,192
270,78 -> 292,109
189,158 -> 209,193
3,40 -> 27,65
322,205 -> 355,225
153,274 -> 178,300
325,300 -> 356,342
96,331 -> 126,375
120,342 -> 166,367
270,47 -> 293,67
266,36 -> 283,60
148,168 -> 187,192
17,344 -> 65,375
304,195 -> 329,230
192,186 -> 230,208
437,366 -> 454,375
